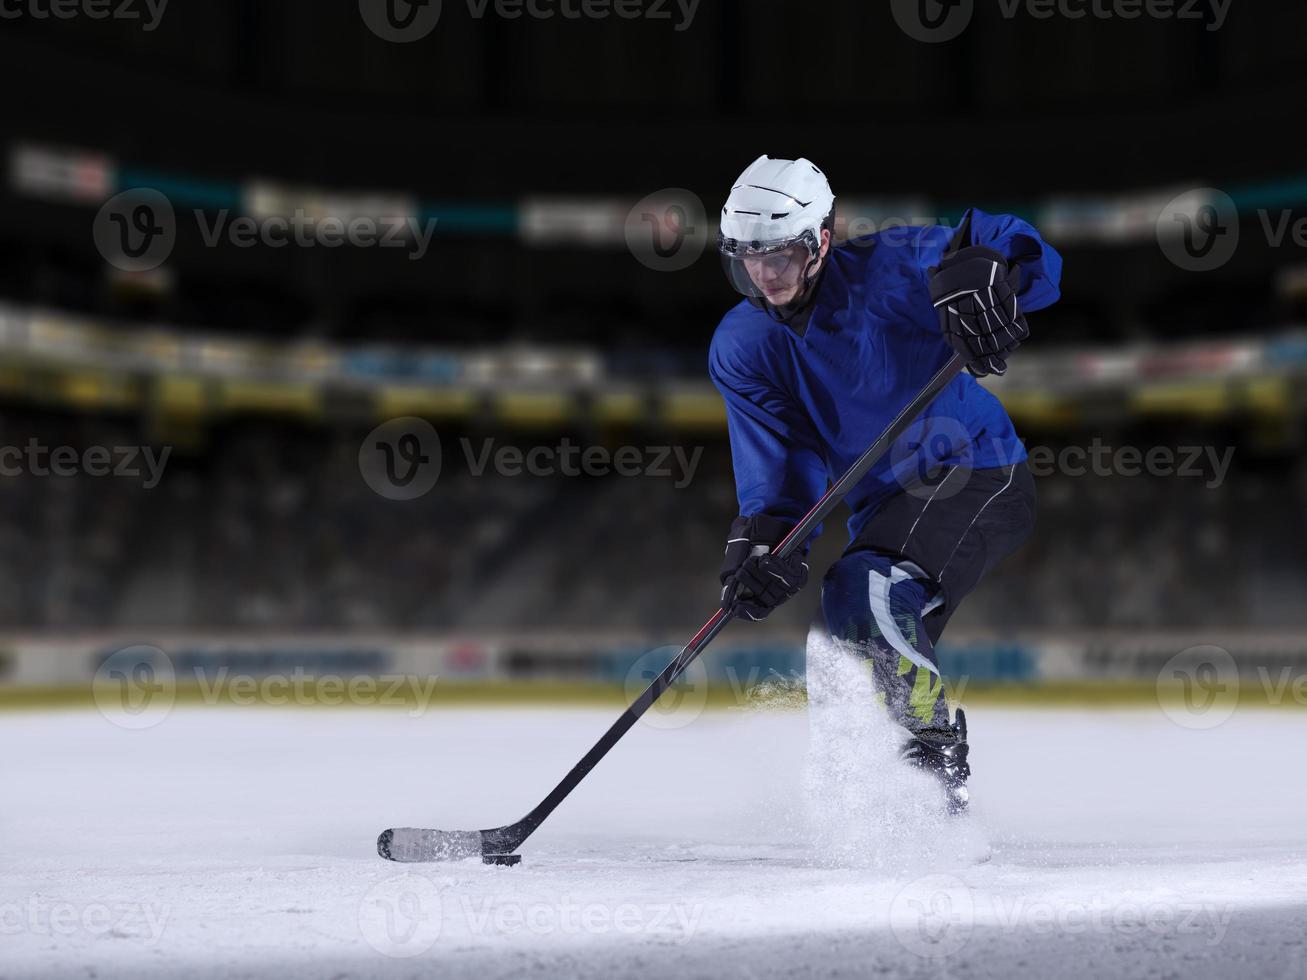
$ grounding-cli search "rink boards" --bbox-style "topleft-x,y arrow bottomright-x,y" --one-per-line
2,630 -> 1306,711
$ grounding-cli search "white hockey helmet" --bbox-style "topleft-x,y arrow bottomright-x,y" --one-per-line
718,155 -> 836,304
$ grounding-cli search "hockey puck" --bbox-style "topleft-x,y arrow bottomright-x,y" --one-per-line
483,854 -> 522,866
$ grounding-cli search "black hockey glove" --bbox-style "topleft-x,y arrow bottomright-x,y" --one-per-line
928,213 -> 1029,378
719,514 -> 809,622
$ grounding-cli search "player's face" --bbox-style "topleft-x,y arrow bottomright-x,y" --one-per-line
742,244 -> 811,306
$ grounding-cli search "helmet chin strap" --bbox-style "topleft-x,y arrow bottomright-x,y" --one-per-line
752,249 -> 825,325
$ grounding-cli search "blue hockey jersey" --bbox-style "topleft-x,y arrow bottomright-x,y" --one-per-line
708,209 -> 1062,546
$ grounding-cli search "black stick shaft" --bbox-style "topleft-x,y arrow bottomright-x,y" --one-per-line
773,354 -> 965,559
503,354 -> 965,847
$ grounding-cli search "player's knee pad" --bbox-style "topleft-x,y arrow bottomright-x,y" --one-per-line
820,550 -> 942,677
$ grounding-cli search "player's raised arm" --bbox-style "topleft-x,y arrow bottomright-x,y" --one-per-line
925,208 -> 1064,378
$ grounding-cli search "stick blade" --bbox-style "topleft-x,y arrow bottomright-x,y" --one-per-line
377,828 -> 483,863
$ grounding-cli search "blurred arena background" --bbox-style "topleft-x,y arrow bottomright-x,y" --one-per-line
1,1 -> 1306,711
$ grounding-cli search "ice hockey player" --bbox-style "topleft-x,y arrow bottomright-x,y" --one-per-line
713,155 -> 1062,813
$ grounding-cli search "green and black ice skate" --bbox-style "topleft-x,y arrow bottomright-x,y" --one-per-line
902,708 -> 971,815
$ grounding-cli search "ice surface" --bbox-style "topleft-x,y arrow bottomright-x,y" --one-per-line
2,680 -> 1306,978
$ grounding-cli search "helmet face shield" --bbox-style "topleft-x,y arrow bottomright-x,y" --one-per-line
717,156 -> 835,318
719,235 -> 817,304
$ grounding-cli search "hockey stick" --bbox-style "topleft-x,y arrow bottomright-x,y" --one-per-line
378,352 -> 966,864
